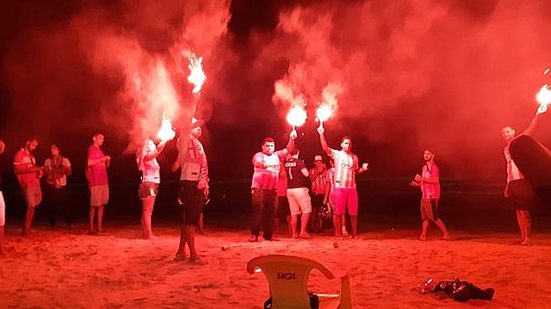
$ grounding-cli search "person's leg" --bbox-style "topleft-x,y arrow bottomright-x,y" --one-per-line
418,199 -> 432,240
290,214 -> 299,238
350,215 -> 358,238
198,213 -> 204,234
334,215 -> 343,238
23,202 -> 35,236
287,190 -> 300,238
299,188 -> 312,238
250,189 -> 262,241
430,199 -> 450,239
300,213 -> 311,238
185,224 -> 198,258
186,187 -> 207,264
348,189 -> 359,238
0,192 -> 5,254
97,206 -> 104,232
515,210 -> 525,242
88,206 -> 96,233
262,191 -> 276,240
141,197 -> 155,239
332,189 -> 346,238
434,219 -> 450,239
22,188 -> 38,236
172,206 -> 188,261
520,210 -> 531,245
419,220 -> 429,240
0,225 -> 4,255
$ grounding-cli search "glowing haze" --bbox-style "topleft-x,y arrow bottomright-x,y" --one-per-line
1,0 -> 551,180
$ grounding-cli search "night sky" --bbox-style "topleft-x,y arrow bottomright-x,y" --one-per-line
1,0 -> 551,186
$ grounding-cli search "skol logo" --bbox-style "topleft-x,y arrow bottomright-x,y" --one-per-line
277,272 -> 298,280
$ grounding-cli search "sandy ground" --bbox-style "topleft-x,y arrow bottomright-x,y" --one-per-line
1,223 -> 551,308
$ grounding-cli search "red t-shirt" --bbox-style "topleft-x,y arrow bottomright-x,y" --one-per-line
13,148 -> 40,187
85,145 -> 108,186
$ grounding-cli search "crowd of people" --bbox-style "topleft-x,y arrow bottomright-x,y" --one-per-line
0,106 -> 548,258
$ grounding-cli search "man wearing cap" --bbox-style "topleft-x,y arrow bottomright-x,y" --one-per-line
250,129 -> 297,242
171,118 -> 209,264
14,138 -> 43,236
409,149 -> 450,241
317,127 -> 369,239
309,154 -> 329,232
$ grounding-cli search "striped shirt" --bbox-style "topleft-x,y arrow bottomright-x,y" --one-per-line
330,149 -> 359,189
504,146 -> 523,182
421,162 -> 440,199
310,166 -> 329,195
251,150 -> 286,190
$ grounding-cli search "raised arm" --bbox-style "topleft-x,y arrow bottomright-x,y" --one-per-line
522,112 -> 542,136
317,126 -> 331,156
281,129 -> 297,156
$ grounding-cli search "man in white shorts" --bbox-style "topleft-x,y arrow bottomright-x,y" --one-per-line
284,148 -> 312,238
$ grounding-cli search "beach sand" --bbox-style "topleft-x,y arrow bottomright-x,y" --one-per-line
1,223 -> 551,308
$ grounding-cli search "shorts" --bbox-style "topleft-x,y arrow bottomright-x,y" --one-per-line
22,182 -> 42,208
90,185 -> 109,206
286,187 -> 312,215
138,182 -> 159,199
276,196 -> 290,220
0,191 -> 5,226
420,198 -> 439,221
333,188 -> 358,216
507,179 -> 537,211
178,180 -> 204,226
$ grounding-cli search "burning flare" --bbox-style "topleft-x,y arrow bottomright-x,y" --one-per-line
187,54 -> 206,94
156,115 -> 176,142
316,105 -> 333,123
536,84 -> 551,114
316,83 -> 342,126
286,106 -> 307,128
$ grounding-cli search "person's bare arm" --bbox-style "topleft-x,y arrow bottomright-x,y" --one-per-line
317,126 -> 331,156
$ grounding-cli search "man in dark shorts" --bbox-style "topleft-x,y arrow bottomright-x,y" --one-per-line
501,107 -> 546,245
409,149 -> 450,241
171,118 -> 209,264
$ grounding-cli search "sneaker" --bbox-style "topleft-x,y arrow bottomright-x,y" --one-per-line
248,235 -> 259,242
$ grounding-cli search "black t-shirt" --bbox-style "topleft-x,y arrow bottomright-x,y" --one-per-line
285,158 -> 309,188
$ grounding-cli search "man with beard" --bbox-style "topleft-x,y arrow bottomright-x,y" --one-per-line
317,127 -> 369,239
14,138 -> 43,236
409,149 -> 450,241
